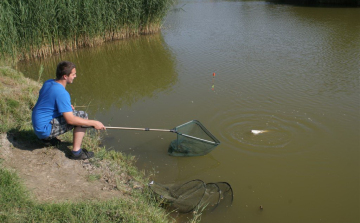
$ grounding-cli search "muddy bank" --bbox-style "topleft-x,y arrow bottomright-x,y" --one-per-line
0,133 -> 141,203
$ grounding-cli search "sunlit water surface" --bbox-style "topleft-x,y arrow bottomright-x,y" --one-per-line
17,1 -> 360,222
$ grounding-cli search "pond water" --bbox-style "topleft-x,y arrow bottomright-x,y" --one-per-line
17,0 -> 360,222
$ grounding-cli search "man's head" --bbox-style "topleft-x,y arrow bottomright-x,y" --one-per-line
56,61 -> 76,80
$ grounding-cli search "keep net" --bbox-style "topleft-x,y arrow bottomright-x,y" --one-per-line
149,179 -> 233,213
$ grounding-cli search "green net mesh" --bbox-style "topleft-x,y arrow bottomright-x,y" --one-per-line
149,180 -> 233,213
168,120 -> 220,157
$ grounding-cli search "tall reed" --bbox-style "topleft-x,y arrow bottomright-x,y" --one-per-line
0,0 -> 171,60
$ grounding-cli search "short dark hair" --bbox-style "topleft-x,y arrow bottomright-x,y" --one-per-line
56,61 -> 76,80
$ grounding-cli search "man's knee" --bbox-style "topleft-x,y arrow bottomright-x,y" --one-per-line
49,116 -> 74,138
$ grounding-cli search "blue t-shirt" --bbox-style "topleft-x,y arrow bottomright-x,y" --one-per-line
32,79 -> 73,139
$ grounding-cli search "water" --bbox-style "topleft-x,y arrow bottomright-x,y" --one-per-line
17,0 -> 360,222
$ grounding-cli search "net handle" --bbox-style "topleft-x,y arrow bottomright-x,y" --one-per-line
82,126 -> 217,144
104,126 -> 175,132
82,125 -> 175,132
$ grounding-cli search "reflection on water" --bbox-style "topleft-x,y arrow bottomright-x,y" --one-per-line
16,34 -> 177,115
17,1 -> 359,223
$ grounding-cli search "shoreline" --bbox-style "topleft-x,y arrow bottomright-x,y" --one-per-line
0,66 -> 188,222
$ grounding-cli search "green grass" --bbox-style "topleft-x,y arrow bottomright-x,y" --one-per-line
0,0 -> 172,60
88,174 -> 101,182
0,66 -> 39,133
0,167 -> 172,222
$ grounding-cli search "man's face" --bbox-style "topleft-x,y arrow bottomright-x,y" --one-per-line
66,68 -> 77,84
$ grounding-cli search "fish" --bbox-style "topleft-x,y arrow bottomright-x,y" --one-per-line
251,130 -> 268,135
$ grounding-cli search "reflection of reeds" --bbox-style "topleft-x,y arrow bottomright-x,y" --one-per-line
16,33 -> 177,114
0,0 -> 171,60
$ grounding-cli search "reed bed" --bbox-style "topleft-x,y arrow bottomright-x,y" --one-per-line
0,0 -> 171,60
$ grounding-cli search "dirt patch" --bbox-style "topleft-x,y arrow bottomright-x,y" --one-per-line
0,133 -> 136,203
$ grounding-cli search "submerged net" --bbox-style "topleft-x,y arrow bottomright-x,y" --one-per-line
168,120 -> 220,157
149,180 -> 233,213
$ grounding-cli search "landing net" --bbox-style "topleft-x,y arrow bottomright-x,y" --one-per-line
168,120 -> 220,157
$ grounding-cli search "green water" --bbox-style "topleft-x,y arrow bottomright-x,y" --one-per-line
17,1 -> 360,222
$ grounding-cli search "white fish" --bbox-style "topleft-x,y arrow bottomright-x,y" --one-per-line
251,130 -> 268,135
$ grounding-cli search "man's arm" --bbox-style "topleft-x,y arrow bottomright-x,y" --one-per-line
63,112 -> 105,130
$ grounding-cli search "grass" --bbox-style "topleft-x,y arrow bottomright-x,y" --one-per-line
0,167 -> 171,222
0,66 -> 39,133
0,66 -> 202,222
0,168 -> 31,222
88,174 -> 101,182
0,0 -> 172,61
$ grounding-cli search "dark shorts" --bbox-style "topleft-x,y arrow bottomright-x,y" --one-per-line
45,110 -> 88,139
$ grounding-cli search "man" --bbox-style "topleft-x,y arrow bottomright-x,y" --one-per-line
32,61 -> 105,160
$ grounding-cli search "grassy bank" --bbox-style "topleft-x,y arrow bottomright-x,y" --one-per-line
0,0 -> 171,60
0,66 -> 184,222
0,66 -> 39,133
0,167 -> 168,222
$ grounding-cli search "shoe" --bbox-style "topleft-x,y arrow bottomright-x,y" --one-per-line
42,137 -> 61,146
71,149 -> 94,160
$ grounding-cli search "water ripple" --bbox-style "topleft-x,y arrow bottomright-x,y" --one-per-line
210,108 -> 327,156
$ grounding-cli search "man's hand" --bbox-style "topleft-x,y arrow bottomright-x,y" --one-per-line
93,121 -> 106,130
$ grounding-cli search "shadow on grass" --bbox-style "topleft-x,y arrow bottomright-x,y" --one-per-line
6,128 -> 73,158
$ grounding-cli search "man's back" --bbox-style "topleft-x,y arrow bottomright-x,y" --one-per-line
32,79 -> 72,139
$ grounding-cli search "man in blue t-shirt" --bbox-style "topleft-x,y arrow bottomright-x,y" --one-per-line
32,61 -> 105,160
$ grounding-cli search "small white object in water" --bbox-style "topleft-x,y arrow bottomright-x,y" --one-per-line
251,130 -> 268,135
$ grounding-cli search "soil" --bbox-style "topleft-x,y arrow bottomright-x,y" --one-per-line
0,133 -> 138,203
